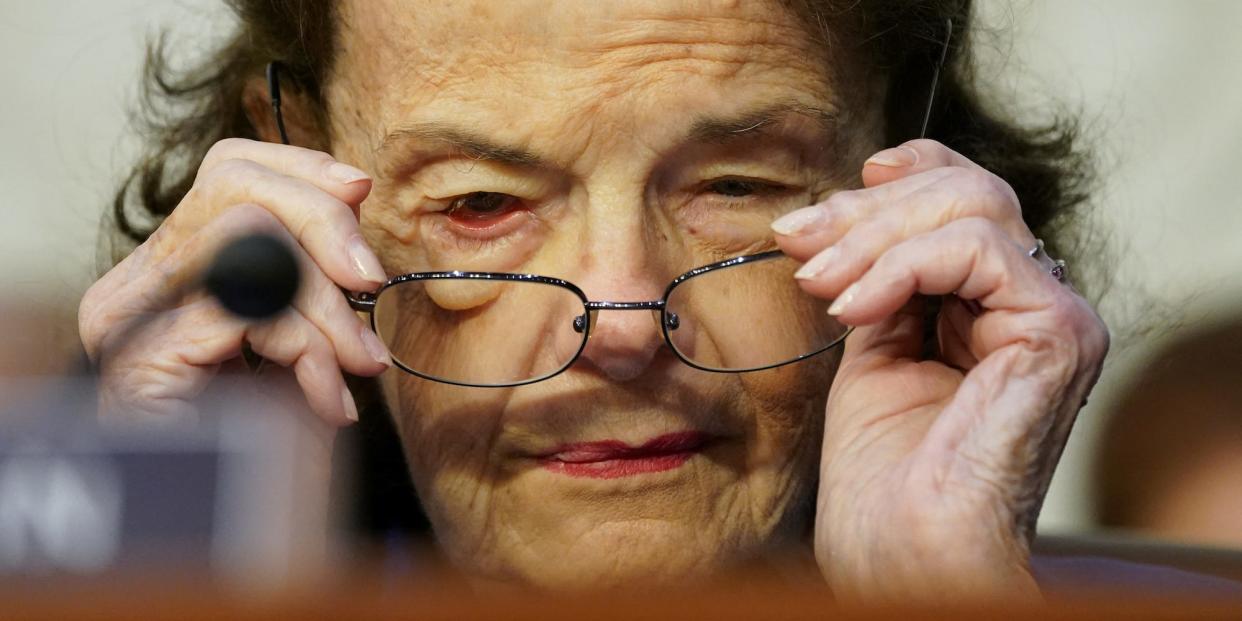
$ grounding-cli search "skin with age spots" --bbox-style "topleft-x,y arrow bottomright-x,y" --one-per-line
325,0 -> 880,587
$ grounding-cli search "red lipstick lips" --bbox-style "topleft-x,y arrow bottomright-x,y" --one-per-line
538,431 -> 711,479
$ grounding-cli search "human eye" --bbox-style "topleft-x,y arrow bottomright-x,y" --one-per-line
698,177 -> 796,207
445,191 -> 525,227
429,191 -> 540,245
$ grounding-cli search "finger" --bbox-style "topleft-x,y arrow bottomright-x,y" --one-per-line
107,203 -> 289,314
247,308 -> 360,426
102,293 -> 361,427
860,138 -> 987,188
775,165 -> 1030,277
97,296 -> 244,421
772,172 -> 939,259
772,137 -> 982,250
198,138 -> 372,207
785,170 -> 1034,300
156,160 -> 385,292
818,217 -> 1062,327
826,297 -> 964,448
836,297 -> 926,374
936,296 -> 982,372
112,204 -> 390,377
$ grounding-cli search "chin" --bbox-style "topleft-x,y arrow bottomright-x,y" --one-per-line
431,465 -> 816,591
495,519 -> 752,590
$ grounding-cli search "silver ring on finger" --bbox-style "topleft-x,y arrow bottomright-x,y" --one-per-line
1027,238 -> 1068,283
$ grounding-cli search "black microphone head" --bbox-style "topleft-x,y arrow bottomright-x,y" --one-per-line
204,234 -> 300,320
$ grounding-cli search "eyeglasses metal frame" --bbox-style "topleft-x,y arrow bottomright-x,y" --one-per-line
346,250 -> 852,388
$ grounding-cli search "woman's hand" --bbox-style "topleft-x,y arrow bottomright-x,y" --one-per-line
79,138 -> 392,426
773,140 -> 1109,603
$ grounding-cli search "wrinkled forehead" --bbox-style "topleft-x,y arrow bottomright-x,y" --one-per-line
330,0 -> 855,163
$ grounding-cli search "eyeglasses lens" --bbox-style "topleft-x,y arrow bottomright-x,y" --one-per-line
372,278 -> 588,386
662,255 -> 849,372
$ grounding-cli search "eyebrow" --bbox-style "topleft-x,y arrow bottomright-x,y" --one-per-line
377,100 -> 837,167
687,101 -> 839,143
379,124 -> 546,167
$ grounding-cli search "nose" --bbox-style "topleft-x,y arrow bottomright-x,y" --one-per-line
576,303 -> 666,382
571,253 -> 672,383
563,176 -> 684,383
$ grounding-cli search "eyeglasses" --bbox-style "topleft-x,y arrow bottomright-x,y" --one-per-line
346,251 -> 851,387
268,20 -> 955,388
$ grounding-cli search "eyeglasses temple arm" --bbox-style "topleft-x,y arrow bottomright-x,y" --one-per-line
919,17 -> 954,140
266,62 -> 291,145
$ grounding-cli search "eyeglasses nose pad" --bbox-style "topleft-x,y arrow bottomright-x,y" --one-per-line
659,309 -> 680,331
572,310 -> 599,337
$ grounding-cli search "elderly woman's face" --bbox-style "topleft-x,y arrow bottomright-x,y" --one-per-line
326,0 -> 883,586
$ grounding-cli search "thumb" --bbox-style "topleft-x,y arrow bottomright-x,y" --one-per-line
835,297 -> 926,378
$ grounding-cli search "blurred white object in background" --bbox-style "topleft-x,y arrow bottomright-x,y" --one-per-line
0,377 -> 342,590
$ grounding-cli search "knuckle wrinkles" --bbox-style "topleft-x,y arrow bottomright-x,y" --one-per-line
1019,325 -> 1077,373
222,202 -> 281,231
307,150 -> 336,169
213,137 -> 249,155
1045,298 -> 1079,327
199,138 -> 257,178
954,216 -> 999,240
1036,303 -> 1091,360
868,217 -> 904,247
304,328 -> 335,361
1074,305 -> 1111,362
956,168 -> 1021,219
826,189 -> 865,215
215,158 -> 264,184
954,168 -> 994,200
307,281 -> 346,328
201,139 -> 241,171
77,297 -> 106,350
197,159 -> 262,202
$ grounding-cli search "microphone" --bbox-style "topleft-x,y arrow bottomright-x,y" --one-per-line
203,233 -> 300,320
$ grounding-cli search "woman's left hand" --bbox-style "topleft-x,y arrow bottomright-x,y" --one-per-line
772,139 -> 1109,603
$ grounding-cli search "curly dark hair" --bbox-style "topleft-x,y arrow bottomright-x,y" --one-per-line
105,0 -> 1097,537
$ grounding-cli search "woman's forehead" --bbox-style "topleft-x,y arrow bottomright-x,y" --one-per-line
331,0 -> 853,164
339,0 -> 822,62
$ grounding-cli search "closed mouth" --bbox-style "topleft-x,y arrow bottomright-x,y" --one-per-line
537,431 -> 712,479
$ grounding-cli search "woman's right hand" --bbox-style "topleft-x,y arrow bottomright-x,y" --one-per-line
79,138 -> 392,426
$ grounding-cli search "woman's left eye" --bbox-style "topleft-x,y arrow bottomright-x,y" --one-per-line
704,178 -> 784,198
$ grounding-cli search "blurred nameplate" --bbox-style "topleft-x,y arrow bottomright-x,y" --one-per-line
0,377 -> 336,585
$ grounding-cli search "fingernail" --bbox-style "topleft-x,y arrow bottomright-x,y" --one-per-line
865,146 -> 919,168
341,386 -> 359,422
771,206 -> 826,236
327,162 -> 370,185
347,234 -> 387,286
794,246 -> 838,280
360,326 -> 391,366
827,282 -> 861,316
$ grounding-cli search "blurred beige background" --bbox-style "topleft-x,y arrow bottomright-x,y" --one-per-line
1,1 -> 1239,533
